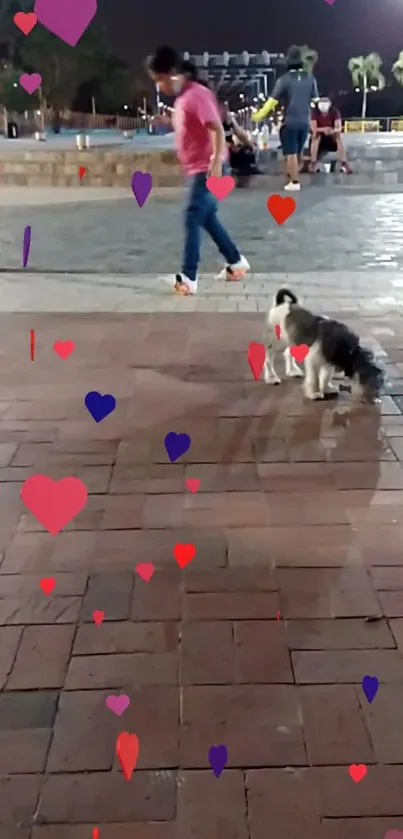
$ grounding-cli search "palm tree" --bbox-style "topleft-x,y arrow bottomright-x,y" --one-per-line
348,53 -> 385,118
299,45 -> 318,73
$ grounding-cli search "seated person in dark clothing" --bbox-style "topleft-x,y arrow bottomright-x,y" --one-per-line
309,98 -> 353,173
219,101 -> 261,176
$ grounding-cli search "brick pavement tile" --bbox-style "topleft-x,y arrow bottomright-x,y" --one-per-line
286,618 -> 395,649
37,771 -> 177,823
321,818 -> 403,839
185,463 -> 260,492
234,621 -> 293,683
0,774 -> 42,827
80,571 -> 134,621
110,463 -> 185,494
358,683 -> 403,763
180,685 -> 306,767
65,650 -> 178,689
146,491 -> 273,529
293,649 -> 403,683
389,618 -> 403,652
181,621 -> 236,685
176,769 -> 248,839
183,592 -> 279,621
267,492 -> 350,526
316,764 -> 403,816
0,691 -> 57,729
299,685 -> 374,765
0,626 -> 23,687
356,523 -> 403,564
0,729 -> 51,773
32,826 -> 177,839
47,686 -> 178,771
246,768 -> 322,839
131,571 -> 182,621
73,621 -> 178,656
276,568 -> 380,617
2,464 -> 112,493
0,595 -> 82,625
377,591 -> 403,616
0,443 -> 18,466
227,525 -> 359,567
6,625 -> 74,689
370,566 -> 403,589
0,572 -> 87,596
183,567 -> 277,592
257,462 -> 334,492
328,461 -> 403,489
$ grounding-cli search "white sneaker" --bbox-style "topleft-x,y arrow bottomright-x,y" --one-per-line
215,254 -> 250,281
284,182 -> 301,192
160,273 -> 198,295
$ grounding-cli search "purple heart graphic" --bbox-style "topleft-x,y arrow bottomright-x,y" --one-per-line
362,674 -> 379,703
34,0 -> 97,46
131,171 -> 152,207
105,694 -> 130,716
164,432 -> 191,463
19,73 -> 42,94
85,391 -> 116,423
208,744 -> 228,778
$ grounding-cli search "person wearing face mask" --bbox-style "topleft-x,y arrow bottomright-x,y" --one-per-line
309,97 -> 353,174
147,46 -> 250,296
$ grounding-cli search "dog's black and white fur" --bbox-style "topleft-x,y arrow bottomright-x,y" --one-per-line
263,288 -> 384,402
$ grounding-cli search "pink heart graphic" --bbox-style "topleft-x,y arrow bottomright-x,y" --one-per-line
34,0 -> 97,46
135,562 -> 155,582
384,833 -> 403,839
324,0 -> 335,5
53,340 -> 75,359
185,478 -> 200,493
105,694 -> 130,716
206,175 -> 235,201
21,475 -> 88,535
19,72 -> 42,94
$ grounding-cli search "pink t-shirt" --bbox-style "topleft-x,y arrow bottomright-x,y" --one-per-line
174,81 -> 226,176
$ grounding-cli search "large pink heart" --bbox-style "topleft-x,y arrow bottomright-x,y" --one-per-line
206,175 -> 235,200
34,0 -> 97,46
21,475 -> 88,534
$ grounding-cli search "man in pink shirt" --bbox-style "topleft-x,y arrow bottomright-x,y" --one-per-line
148,46 -> 250,295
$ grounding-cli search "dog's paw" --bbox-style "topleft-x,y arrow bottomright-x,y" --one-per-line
304,390 -> 323,401
264,375 -> 282,385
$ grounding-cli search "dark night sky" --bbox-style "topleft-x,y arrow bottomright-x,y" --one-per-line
99,0 -> 403,91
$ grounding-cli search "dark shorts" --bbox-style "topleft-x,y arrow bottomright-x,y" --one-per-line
318,134 -> 338,156
280,124 -> 308,156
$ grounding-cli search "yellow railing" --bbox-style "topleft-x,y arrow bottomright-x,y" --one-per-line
344,120 -> 380,133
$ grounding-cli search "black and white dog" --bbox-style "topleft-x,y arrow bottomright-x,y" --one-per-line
263,288 -> 384,402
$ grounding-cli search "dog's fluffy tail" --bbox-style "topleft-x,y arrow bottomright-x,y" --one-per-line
275,288 -> 298,306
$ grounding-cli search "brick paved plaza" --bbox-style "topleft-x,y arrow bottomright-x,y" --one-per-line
1,183 -> 403,837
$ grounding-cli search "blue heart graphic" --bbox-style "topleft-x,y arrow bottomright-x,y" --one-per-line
164,432 -> 191,462
85,391 -> 116,423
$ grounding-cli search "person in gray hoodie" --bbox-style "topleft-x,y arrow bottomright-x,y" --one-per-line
253,45 -> 319,191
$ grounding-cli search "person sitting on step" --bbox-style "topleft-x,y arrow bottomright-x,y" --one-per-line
309,97 -> 353,174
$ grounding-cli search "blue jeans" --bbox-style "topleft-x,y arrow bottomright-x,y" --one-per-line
182,172 -> 240,282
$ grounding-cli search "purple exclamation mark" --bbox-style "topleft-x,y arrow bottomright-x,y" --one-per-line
22,225 -> 31,268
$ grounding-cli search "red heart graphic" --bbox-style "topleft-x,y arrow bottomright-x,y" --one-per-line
14,11 -> 37,34
274,325 -> 281,340
206,175 -> 235,200
348,763 -> 367,783
79,166 -> 87,181
92,610 -> 104,626
267,194 -> 296,225
116,731 -> 140,781
174,543 -> 196,569
21,475 -> 88,535
40,577 -> 56,596
185,478 -> 200,494
135,562 -> 155,582
247,342 -> 266,381
53,340 -> 75,359
290,344 -> 309,363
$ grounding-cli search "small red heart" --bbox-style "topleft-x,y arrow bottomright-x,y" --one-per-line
185,478 -> 200,493
348,763 -> 367,783
174,543 -> 196,569
135,562 -> 155,582
206,175 -> 235,200
290,344 -> 309,363
53,340 -> 75,359
40,577 -> 56,596
274,325 -> 281,340
92,610 -> 104,626
267,194 -> 296,225
14,11 -> 37,34
79,166 -> 87,182
247,341 -> 266,381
